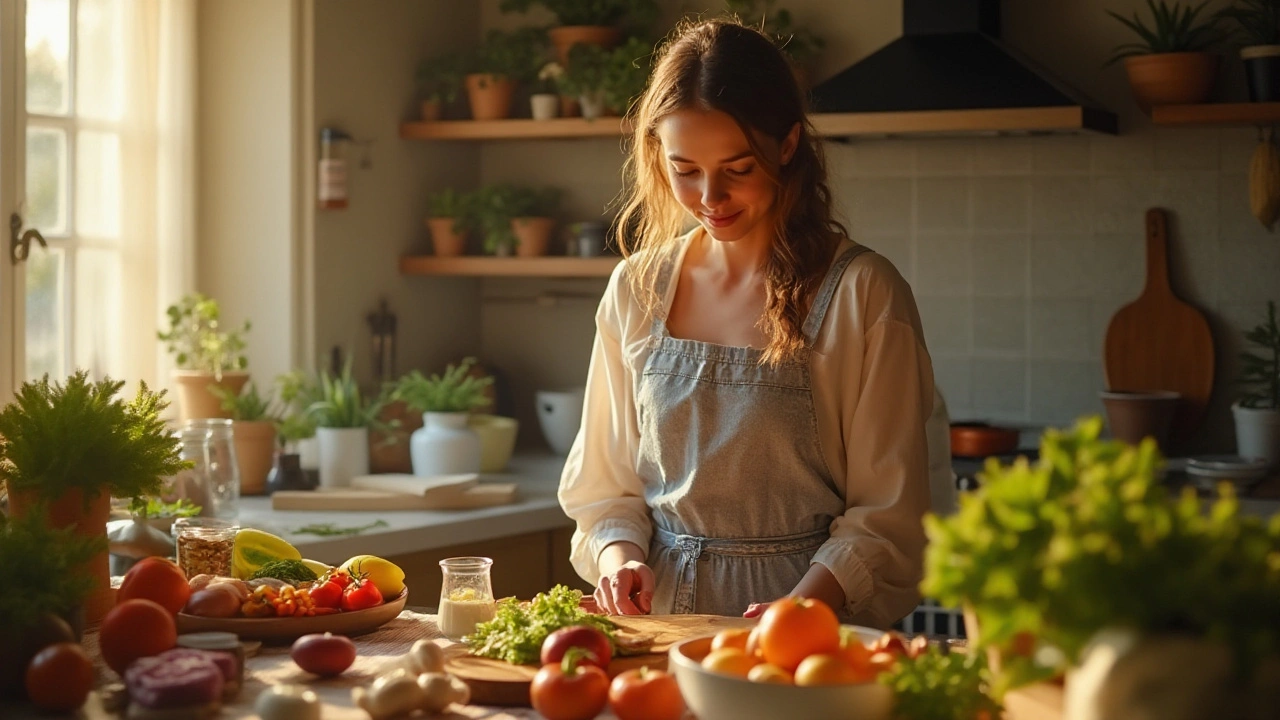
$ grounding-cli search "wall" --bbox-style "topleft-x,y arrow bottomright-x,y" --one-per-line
465,0 -> 1277,453
196,0 -> 298,384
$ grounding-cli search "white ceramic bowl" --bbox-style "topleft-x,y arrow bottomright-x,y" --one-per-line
469,414 -> 518,472
668,627 -> 894,720
535,388 -> 584,455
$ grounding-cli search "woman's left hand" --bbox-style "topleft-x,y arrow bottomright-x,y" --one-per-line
742,602 -> 768,619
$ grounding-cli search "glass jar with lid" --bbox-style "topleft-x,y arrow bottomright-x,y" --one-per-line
173,517 -> 239,578
438,556 -> 496,641
161,427 -> 213,515
184,419 -> 240,519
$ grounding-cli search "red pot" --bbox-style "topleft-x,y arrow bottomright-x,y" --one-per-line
950,423 -> 1020,458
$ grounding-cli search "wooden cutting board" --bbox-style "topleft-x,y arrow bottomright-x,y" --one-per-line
444,614 -> 756,707
269,484 -> 517,512
1103,208 -> 1215,450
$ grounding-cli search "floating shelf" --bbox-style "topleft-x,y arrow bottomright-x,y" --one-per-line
1151,102 -> 1280,127
399,255 -> 620,278
399,106 -> 1116,142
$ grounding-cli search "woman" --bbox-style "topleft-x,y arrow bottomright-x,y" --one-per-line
558,19 -> 945,628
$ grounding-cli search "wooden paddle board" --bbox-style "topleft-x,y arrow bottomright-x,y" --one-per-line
1103,208 -> 1214,451
444,614 -> 756,707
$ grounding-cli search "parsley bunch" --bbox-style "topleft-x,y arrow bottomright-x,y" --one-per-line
465,585 -> 617,665
878,647 -> 1002,720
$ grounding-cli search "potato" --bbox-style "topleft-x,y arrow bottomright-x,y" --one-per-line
184,586 -> 243,618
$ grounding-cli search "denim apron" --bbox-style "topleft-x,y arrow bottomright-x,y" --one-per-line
636,243 -> 873,617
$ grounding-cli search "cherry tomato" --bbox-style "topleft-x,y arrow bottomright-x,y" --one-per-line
540,625 -> 612,670
25,642 -> 93,712
324,569 -> 353,589
531,650 -> 609,720
608,667 -> 685,720
341,577 -> 383,611
756,597 -> 840,672
118,557 -> 191,616
98,599 -> 177,675
309,578 -> 344,610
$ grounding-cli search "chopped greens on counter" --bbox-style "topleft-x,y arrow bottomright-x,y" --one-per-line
249,559 -> 318,584
129,497 -> 201,519
292,520 -> 389,537
466,585 -> 617,665
878,646 -> 1002,720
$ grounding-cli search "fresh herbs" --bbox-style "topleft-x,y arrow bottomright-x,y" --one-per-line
1238,299 -> 1280,409
249,559 -> 319,584
0,372 -> 190,505
0,507 -> 107,627
156,293 -> 250,377
129,496 -> 202,520
394,357 -> 494,414
293,520 -> 389,537
878,647 -> 1002,720
307,359 -> 391,430
466,585 -> 617,665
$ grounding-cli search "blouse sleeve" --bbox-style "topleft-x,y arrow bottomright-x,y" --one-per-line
557,264 -> 653,584
809,261 -> 934,628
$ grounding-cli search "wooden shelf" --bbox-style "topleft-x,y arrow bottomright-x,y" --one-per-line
1151,102 -> 1280,127
399,255 -> 620,278
399,106 -> 1115,141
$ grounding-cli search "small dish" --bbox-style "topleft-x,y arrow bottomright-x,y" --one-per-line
1185,455 -> 1270,492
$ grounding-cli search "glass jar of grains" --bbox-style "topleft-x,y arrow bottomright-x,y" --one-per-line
173,517 -> 238,578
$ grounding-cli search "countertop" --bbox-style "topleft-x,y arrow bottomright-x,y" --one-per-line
231,453 -> 573,565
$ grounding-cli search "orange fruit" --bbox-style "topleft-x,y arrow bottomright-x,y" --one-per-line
794,654 -> 863,686
700,648 -> 758,678
746,663 -> 793,684
756,597 -> 840,672
710,628 -> 750,653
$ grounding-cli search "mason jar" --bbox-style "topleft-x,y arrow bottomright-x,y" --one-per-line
184,418 -> 241,519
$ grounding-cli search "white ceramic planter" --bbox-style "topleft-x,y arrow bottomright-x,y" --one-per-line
316,427 -> 369,488
411,412 -> 482,477
1232,402 -> 1280,467
530,93 -> 559,120
578,91 -> 605,120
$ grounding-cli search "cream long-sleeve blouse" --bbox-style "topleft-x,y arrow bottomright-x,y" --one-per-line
558,237 -> 941,627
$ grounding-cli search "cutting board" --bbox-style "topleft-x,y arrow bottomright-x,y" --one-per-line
350,473 -> 478,496
269,483 -> 517,511
444,614 -> 756,707
1103,208 -> 1214,450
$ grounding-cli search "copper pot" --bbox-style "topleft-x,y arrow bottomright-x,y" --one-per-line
950,423 -> 1020,458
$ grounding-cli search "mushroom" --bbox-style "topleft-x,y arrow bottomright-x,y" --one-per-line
352,668 -> 470,719
255,684 -> 321,720
405,639 -> 446,675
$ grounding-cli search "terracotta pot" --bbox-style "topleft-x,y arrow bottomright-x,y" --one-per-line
172,370 -> 249,423
465,74 -> 516,121
1123,52 -> 1219,114
232,420 -> 276,496
512,217 -> 556,257
1100,390 -> 1180,454
559,94 -> 581,118
950,422 -> 1020,458
369,400 -> 421,474
420,99 -> 442,122
426,217 -> 468,257
7,485 -> 114,626
548,25 -> 623,66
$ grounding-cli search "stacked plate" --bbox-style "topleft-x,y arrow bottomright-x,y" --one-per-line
1184,456 -> 1272,493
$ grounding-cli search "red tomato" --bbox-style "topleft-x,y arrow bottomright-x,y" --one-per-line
531,654 -> 609,720
25,643 -> 93,712
540,625 -> 612,670
117,557 -> 191,616
98,599 -> 177,675
341,577 -> 383,611
309,579 -> 344,610
608,667 -> 685,720
756,597 -> 841,672
325,569 -> 353,589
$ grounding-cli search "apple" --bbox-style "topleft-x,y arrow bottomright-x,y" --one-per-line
541,625 -> 613,670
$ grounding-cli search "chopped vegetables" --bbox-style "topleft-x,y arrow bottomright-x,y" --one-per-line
241,584 -> 316,618
466,585 -> 617,665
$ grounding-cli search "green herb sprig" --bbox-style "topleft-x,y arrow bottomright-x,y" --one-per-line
0,507 -> 107,628
466,585 -> 617,665
878,647 -> 1002,720
129,496 -> 202,519
293,520 -> 389,537
249,559 -> 319,584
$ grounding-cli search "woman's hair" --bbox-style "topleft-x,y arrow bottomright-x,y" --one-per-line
616,18 -> 848,365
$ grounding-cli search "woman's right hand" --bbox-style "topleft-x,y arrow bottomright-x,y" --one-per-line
595,560 -> 654,615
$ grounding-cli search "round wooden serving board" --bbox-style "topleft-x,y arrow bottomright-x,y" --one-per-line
176,589 -> 408,643
444,613 -> 756,707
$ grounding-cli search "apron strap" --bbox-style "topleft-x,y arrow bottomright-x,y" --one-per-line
801,244 -> 874,348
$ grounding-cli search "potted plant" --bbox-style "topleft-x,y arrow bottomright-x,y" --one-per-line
1232,300 -> 1280,466
415,51 -> 465,121
0,510 -> 105,700
474,185 -> 519,256
465,27 -> 549,121
1218,0 -> 1280,101
509,186 -> 563,257
561,42 -> 611,119
0,371 -> 189,624
601,36 -> 655,115
1105,0 -> 1223,114
499,0 -> 658,65
211,381 -> 280,497
306,360 -> 390,488
157,292 -> 251,422
922,417 -> 1280,716
533,61 -> 564,120
426,188 -> 475,257
394,357 -> 494,477
725,0 -> 825,83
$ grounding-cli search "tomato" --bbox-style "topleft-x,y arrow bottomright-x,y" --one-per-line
98,599 -> 177,675
541,625 -> 612,670
309,578 -> 344,610
324,569 -> 353,589
710,628 -> 750,653
608,667 -> 685,720
755,597 -> 840,672
700,648 -> 758,677
530,651 -> 610,720
794,653 -> 864,686
341,577 -> 383,611
25,642 -> 93,712
869,630 -> 909,658
291,633 -> 357,677
118,557 -> 191,616
838,628 -> 874,671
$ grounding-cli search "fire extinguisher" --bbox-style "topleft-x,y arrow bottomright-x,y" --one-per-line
318,127 -> 352,209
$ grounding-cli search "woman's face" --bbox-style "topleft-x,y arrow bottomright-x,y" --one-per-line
655,108 -> 796,247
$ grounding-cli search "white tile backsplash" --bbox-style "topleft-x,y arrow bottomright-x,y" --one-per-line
972,298 -> 1027,354
844,178 -> 914,235
916,139 -> 975,176
914,234 -> 973,297
916,178 -> 972,232
973,178 -> 1030,232
1031,176 -> 1093,233
1154,128 -> 1220,172
1029,298 -> 1095,360
971,358 -> 1028,417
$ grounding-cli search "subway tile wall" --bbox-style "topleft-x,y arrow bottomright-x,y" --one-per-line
481,126 -> 1280,454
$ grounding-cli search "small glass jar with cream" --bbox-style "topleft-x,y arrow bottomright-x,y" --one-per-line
437,556 -> 496,641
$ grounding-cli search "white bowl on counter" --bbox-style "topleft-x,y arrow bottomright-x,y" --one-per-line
535,388 -> 584,455
668,627 -> 893,720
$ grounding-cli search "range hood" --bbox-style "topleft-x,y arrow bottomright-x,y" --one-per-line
809,0 -> 1117,137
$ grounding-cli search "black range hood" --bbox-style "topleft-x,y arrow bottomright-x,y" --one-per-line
809,0 -> 1117,136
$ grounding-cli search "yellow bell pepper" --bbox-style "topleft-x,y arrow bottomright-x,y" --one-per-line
231,528 -> 301,579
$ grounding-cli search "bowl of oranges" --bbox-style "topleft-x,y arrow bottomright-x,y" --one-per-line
668,597 -> 906,720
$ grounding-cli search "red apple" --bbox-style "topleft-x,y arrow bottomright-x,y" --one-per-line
540,625 -> 613,670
